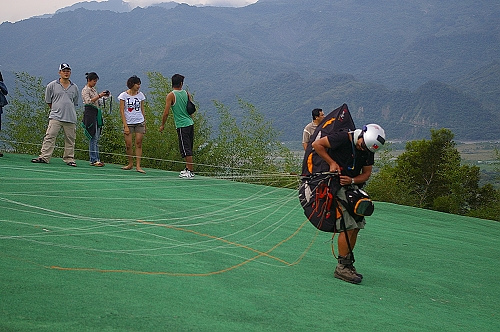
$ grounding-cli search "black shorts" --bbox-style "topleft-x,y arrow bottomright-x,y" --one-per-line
176,125 -> 194,158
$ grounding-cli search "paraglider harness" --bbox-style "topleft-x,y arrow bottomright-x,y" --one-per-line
299,171 -> 360,261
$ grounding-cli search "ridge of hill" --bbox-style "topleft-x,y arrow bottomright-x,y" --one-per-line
0,0 -> 499,141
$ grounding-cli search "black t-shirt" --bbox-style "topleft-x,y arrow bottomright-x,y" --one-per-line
326,131 -> 374,178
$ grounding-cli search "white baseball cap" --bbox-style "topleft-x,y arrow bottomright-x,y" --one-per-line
59,63 -> 71,71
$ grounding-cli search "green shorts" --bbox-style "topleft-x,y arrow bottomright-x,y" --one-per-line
335,186 -> 366,231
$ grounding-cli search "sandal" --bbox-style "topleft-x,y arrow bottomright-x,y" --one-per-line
121,165 -> 133,170
136,168 -> 146,174
91,161 -> 105,167
66,161 -> 77,167
31,157 -> 48,163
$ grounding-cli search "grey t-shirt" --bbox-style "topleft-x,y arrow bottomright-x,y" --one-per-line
45,79 -> 79,124
302,121 -> 318,145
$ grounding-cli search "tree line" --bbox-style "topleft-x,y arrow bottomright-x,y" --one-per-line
1,72 -> 498,221
366,129 -> 500,221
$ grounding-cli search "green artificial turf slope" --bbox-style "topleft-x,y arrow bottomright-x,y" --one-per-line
0,153 -> 498,331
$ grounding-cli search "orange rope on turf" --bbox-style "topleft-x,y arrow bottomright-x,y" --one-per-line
47,218 -> 316,277
330,232 -> 338,259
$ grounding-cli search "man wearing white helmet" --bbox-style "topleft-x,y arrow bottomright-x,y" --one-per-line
312,123 -> 386,284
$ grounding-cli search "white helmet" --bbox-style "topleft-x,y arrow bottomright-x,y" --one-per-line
361,124 -> 386,153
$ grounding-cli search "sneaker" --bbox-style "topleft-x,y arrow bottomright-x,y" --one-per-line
179,169 -> 195,178
334,263 -> 362,284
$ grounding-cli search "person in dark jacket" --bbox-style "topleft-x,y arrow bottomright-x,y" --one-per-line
81,72 -> 108,167
0,71 -> 9,157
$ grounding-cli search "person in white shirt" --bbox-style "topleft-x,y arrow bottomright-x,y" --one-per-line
118,75 -> 146,174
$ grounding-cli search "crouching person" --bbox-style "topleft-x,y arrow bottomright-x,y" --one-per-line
312,124 -> 386,284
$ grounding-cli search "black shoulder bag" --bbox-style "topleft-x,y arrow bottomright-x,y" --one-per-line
186,92 -> 196,115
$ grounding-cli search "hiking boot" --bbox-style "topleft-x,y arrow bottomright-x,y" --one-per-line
334,263 -> 362,284
350,265 -> 363,279
179,169 -> 195,179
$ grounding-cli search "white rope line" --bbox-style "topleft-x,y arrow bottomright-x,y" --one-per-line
0,136 -> 314,271
0,165 -> 310,267
0,193 -> 307,265
0,138 -> 298,177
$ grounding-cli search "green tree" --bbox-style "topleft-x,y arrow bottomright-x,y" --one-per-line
396,129 -> 461,208
466,148 -> 500,220
365,143 -> 412,204
368,128 -> 500,221
1,72 -> 49,154
208,99 -> 298,187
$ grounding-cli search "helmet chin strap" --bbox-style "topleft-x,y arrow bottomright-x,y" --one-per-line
348,130 -> 362,171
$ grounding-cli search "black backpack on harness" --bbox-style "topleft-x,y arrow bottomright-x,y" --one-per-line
341,187 -> 374,222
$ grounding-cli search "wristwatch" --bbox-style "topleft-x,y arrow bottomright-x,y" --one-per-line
351,177 -> 355,184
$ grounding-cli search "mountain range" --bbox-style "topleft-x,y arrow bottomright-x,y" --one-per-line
0,0 -> 499,141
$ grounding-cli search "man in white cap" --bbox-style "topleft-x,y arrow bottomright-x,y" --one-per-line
31,63 -> 79,166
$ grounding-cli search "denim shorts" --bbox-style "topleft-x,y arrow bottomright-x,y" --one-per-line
126,122 -> 146,134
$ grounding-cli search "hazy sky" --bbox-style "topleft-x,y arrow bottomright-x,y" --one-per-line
1,0 -> 258,23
